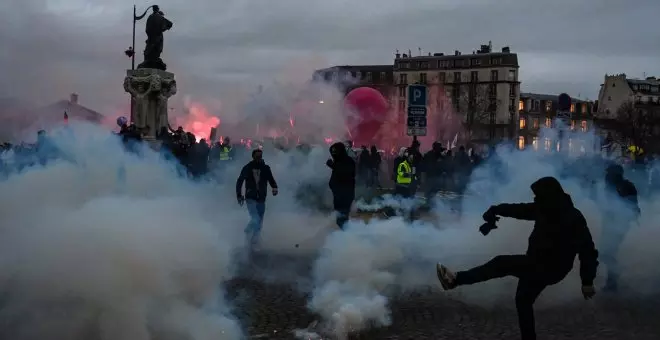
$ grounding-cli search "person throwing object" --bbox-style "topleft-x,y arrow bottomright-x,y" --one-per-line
436,176 -> 598,340
236,149 -> 278,250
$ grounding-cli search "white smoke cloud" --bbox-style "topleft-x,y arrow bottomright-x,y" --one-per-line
300,125 -> 660,339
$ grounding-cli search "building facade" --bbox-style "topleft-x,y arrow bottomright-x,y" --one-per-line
313,43 -> 521,144
595,73 -> 660,152
518,92 -> 594,150
596,73 -> 660,119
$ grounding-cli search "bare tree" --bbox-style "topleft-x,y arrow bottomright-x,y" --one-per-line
615,100 -> 660,150
455,84 -> 501,139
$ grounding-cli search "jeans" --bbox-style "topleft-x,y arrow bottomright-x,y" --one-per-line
245,199 -> 266,246
455,255 -> 564,340
332,188 -> 354,229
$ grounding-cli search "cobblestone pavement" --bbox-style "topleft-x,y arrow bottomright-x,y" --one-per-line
227,256 -> 660,340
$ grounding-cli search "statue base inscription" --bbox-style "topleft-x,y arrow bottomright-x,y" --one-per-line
123,68 -> 177,139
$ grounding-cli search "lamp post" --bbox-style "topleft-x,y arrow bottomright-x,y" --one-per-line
124,5 -> 155,122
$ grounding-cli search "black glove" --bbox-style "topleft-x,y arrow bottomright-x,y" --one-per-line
482,205 -> 500,223
237,195 -> 245,206
326,159 -> 334,167
479,221 -> 498,236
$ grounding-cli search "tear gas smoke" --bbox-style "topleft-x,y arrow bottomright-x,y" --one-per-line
3,94 -> 659,340
0,123 -> 249,340
301,123 -> 660,339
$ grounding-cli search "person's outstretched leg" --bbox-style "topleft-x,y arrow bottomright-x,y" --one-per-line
515,279 -> 546,340
437,255 -> 530,289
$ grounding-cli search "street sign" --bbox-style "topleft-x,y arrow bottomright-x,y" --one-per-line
407,127 -> 427,136
407,116 -> 427,127
406,84 -> 428,136
407,106 -> 427,116
407,85 -> 428,107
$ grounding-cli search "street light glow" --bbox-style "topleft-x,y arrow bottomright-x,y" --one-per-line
318,100 -> 324,104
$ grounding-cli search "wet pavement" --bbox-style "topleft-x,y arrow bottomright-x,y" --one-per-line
227,256 -> 660,340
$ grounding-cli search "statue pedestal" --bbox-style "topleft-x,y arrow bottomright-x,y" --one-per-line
123,68 -> 177,139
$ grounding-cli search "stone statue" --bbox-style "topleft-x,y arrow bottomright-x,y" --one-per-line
137,5 -> 173,71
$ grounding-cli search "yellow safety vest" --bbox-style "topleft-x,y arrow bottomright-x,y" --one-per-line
396,161 -> 412,185
219,146 -> 232,161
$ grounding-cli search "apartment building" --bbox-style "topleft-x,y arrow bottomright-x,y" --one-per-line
313,43 -> 520,142
596,73 -> 660,119
312,65 -> 394,99
392,43 -> 520,141
518,92 -> 594,149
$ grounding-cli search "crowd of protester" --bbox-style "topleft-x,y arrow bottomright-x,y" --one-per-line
2,123 -> 660,200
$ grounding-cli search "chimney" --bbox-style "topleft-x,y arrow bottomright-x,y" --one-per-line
454,50 -> 460,56
70,93 -> 79,104
501,46 -> 510,53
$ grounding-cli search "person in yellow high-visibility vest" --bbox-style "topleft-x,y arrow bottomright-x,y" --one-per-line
395,149 -> 415,198
218,137 -> 233,162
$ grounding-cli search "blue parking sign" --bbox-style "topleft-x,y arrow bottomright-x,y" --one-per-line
407,85 -> 428,107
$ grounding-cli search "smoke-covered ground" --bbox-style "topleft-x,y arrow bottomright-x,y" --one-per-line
1,122 -> 659,340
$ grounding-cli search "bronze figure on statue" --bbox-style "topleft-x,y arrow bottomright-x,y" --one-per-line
137,5 -> 173,71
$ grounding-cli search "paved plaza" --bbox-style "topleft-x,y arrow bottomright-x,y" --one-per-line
227,256 -> 660,340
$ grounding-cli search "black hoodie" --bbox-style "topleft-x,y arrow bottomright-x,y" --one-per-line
327,142 -> 356,191
490,177 -> 599,285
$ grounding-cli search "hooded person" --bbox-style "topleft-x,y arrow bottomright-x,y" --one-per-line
601,163 -> 640,291
236,148 -> 278,250
436,176 -> 599,340
326,142 -> 356,229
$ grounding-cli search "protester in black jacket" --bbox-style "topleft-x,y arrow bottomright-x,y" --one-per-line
436,176 -> 598,340
601,163 -> 640,291
326,142 -> 356,229
236,149 -> 278,248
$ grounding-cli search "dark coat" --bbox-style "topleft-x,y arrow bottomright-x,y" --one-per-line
236,160 -> 278,203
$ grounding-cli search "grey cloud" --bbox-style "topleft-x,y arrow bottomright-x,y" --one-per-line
1,0 -> 659,113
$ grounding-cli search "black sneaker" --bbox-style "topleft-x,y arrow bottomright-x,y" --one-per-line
436,263 -> 457,290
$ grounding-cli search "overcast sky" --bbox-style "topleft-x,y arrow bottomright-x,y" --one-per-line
1,0 -> 659,114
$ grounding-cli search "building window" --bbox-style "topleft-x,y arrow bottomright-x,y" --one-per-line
544,138 -> 552,151
491,58 -> 501,65
570,120 -> 576,130
581,120 -> 588,132
519,100 -> 524,111
380,72 -> 386,82
519,117 -> 526,129
545,101 -> 552,112
365,72 -> 372,82
453,72 -> 461,83
509,98 -> 515,111
532,118 -> 539,129
508,70 -> 516,81
420,73 -> 427,84
350,71 -> 356,78
471,58 -> 481,66
545,117 -> 552,127
518,136 -> 525,150
398,86 -> 406,97
532,137 -> 539,151
509,85 -> 516,97
488,84 -> 497,97
471,71 -> 478,82
570,103 -> 575,113
581,103 -> 587,114
419,61 -> 429,69
608,96 -> 612,101
491,70 -> 498,81
399,73 -> 407,84
438,72 -> 446,83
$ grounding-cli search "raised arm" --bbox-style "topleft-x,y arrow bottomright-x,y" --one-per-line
490,203 -> 537,221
